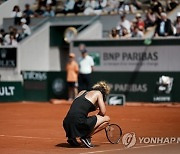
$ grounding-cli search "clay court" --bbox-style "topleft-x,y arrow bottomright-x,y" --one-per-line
0,101 -> 180,154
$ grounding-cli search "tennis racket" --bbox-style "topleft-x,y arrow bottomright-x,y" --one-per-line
105,123 -> 122,144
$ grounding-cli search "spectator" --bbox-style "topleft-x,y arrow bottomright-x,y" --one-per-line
93,0 -> 107,15
20,18 -> 31,39
73,0 -> 85,14
121,27 -> 131,38
66,53 -> 79,101
4,32 -> 18,46
46,0 -> 57,6
174,12 -> 180,36
43,4 -> 55,17
13,28 -> 21,42
167,0 -> 178,12
23,4 -> 34,25
4,26 -> 14,44
150,0 -> 163,14
83,0 -> 99,15
117,14 -> 131,34
11,5 -> 23,25
154,12 -> 174,37
135,13 -> 145,32
109,27 -> 120,39
118,0 -> 131,14
0,29 -> 6,39
59,0 -> 75,15
131,26 -> 144,38
145,8 -> 157,29
101,0 -> 118,14
34,4 -> 45,17
78,43 -> 94,92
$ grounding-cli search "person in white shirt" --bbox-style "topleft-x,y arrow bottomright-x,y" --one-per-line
11,5 -> 23,25
78,44 -> 94,91
117,14 -> 131,34
20,18 -> 31,39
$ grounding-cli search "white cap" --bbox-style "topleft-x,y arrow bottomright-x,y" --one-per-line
21,18 -> 26,23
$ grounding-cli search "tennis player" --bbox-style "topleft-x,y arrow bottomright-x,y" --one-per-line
63,81 -> 111,148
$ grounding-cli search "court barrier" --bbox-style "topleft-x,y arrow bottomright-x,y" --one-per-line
0,71 -> 180,102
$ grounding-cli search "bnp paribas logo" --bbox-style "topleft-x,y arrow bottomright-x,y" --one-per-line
0,49 -> 7,59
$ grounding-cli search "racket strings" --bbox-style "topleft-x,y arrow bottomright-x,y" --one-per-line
106,124 -> 122,144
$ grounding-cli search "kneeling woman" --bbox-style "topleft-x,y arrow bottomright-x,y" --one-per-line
63,81 -> 111,148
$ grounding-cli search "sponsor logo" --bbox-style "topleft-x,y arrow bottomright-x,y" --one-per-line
22,72 -> 47,81
52,78 -> 65,95
112,84 -> 148,93
108,94 -> 125,105
0,86 -> 15,96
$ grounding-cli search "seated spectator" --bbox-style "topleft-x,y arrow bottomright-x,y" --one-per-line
83,0 -> 98,15
11,5 -> 23,25
93,0 -> 107,15
150,0 -> 163,14
145,8 -> 157,29
23,4 -> 34,25
103,0 -> 119,14
109,27 -> 120,39
131,26 -> 144,38
13,28 -> 21,42
130,0 -> 142,11
59,0 -> 75,15
34,4 -> 45,17
0,29 -> 6,39
121,27 -> 131,38
118,0 -> 131,14
20,18 -> 31,39
117,14 -> 131,34
43,4 -> 55,17
4,26 -> 14,44
4,32 -> 18,46
155,6 -> 165,22
46,0 -> 57,6
174,12 -> 180,36
135,13 -> 145,31
167,0 -> 178,12
73,0 -> 85,14
154,12 -> 174,37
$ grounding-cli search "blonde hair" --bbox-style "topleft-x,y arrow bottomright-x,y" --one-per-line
92,81 -> 111,99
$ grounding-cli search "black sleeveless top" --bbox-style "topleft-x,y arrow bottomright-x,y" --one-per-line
63,91 -> 97,138
66,91 -> 96,116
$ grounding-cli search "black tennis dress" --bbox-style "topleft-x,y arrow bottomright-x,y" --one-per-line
63,91 -> 97,138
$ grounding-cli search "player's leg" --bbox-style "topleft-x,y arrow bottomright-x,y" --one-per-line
90,115 -> 110,136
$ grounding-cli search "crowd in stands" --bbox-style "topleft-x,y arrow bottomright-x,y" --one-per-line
0,0 -> 180,47
109,0 -> 180,39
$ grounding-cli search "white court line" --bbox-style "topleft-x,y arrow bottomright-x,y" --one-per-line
0,134 -> 109,143
0,134 -> 60,140
80,144 -> 170,154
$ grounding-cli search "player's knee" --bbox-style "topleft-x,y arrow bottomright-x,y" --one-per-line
104,115 -> 110,122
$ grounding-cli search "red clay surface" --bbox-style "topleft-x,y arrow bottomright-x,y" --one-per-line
0,101 -> 180,154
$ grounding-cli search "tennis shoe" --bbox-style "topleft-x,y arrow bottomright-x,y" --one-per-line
80,137 -> 93,148
67,138 -> 80,146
